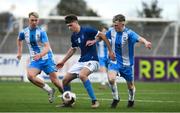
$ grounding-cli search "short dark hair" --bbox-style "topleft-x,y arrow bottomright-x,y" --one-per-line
29,12 -> 39,18
113,14 -> 125,23
65,14 -> 78,24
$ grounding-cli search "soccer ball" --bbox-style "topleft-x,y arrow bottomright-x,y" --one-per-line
62,91 -> 76,105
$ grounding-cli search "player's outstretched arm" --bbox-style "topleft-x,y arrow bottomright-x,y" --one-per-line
56,47 -> 76,69
139,36 -> 152,49
86,40 -> 96,46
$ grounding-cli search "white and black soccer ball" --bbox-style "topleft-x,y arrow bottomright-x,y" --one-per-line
62,91 -> 76,105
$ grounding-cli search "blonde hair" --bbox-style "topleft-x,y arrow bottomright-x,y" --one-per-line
28,12 -> 39,18
113,14 -> 125,23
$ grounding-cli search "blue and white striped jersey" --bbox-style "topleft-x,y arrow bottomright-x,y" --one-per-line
96,40 -> 108,59
106,27 -> 140,66
18,26 -> 54,61
71,26 -> 99,62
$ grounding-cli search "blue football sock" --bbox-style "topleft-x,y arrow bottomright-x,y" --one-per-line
63,85 -> 71,92
83,79 -> 96,101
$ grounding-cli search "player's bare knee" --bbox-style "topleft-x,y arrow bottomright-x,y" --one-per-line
50,75 -> 57,82
79,74 -> 87,81
27,74 -> 34,80
108,78 -> 115,85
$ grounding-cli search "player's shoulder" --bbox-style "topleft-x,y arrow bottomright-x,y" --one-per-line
107,27 -> 115,33
124,27 -> 139,38
36,26 -> 46,32
82,26 -> 97,32
107,27 -> 116,36
23,26 -> 28,31
21,26 -> 44,32
20,27 -> 29,34
124,27 -> 134,34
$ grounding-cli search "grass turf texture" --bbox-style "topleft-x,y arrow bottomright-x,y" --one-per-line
0,82 -> 180,112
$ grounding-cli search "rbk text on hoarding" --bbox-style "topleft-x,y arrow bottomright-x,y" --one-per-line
134,57 -> 180,81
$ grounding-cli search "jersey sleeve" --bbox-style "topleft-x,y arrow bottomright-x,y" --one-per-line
41,31 -> 49,43
71,35 -> 78,48
128,30 -> 140,44
18,32 -> 25,40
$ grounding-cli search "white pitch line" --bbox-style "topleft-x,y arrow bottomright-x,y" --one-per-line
76,92 -> 180,95
57,94 -> 179,103
78,97 -> 179,103
58,92 -> 179,104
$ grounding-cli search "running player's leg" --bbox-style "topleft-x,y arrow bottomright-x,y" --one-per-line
42,60 -> 63,103
43,59 -> 64,93
108,71 -> 120,108
27,68 -> 54,103
127,81 -> 135,107
107,62 -> 120,108
80,61 -> 100,108
63,73 -> 77,91
120,66 -> 135,108
49,72 -> 63,93
57,72 -> 77,107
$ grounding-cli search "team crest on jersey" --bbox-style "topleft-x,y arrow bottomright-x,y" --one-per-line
78,37 -> 81,43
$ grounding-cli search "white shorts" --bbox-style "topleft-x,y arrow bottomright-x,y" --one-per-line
68,61 -> 99,74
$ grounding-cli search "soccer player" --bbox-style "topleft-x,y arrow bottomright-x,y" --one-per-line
106,14 -> 152,108
56,14 -> 115,108
96,25 -> 109,89
16,12 -> 63,103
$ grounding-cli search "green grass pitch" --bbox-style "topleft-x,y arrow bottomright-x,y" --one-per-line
0,82 -> 180,112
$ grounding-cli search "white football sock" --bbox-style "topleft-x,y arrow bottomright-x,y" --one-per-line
109,82 -> 119,100
42,84 -> 52,94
